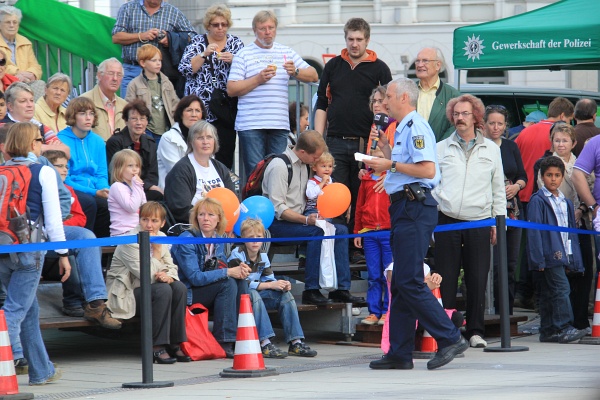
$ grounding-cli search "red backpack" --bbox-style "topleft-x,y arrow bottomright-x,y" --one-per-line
242,154 -> 292,199
0,163 -> 33,245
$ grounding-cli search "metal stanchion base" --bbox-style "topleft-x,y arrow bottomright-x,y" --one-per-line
484,345 -> 529,352
0,393 -> 34,399
412,351 -> 465,359
122,381 -> 174,389
579,336 -> 600,345
220,367 -> 278,378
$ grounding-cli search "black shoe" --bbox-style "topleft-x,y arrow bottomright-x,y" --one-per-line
298,257 -> 306,271
328,290 -> 365,304
220,342 -> 235,359
558,327 -> 587,343
62,306 -> 85,318
167,345 -> 192,362
350,250 -> 366,265
153,348 -> 177,364
539,332 -> 560,343
369,354 -> 414,370
427,336 -> 468,370
302,290 -> 333,306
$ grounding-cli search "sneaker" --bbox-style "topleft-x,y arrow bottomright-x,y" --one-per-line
350,250 -> 366,265
558,327 -> 587,343
585,326 -> 592,336
288,342 -> 317,357
261,342 -> 288,359
84,302 -> 122,330
29,368 -> 62,386
378,314 -> 387,326
351,307 -> 361,316
469,335 -> 487,348
361,314 -> 379,325
62,306 -> 85,318
539,332 -> 560,343
14,358 -> 28,375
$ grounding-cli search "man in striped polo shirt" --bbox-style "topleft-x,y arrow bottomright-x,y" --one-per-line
228,10 -> 318,178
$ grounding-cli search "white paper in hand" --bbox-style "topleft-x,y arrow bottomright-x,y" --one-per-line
354,152 -> 373,162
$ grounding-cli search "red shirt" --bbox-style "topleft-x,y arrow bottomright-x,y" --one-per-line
63,185 -> 87,227
515,120 -> 554,202
353,171 -> 391,233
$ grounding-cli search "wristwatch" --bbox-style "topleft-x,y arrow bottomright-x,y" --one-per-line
390,161 -> 397,173
588,203 -> 599,212
294,67 -> 299,77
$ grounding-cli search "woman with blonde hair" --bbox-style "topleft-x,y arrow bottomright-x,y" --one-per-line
170,197 -> 250,358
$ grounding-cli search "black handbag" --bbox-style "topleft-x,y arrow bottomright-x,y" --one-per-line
204,34 -> 237,128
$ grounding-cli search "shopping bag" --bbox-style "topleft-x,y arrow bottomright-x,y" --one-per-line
180,303 -> 226,360
316,219 -> 338,291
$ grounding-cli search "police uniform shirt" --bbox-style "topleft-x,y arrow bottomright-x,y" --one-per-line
384,110 -> 440,195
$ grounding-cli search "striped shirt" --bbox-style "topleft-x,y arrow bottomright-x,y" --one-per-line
112,0 -> 196,62
228,42 -> 309,131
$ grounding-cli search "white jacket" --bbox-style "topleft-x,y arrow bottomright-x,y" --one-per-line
433,131 -> 506,221
157,122 -> 187,189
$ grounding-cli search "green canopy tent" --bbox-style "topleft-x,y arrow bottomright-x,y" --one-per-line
453,0 -> 600,74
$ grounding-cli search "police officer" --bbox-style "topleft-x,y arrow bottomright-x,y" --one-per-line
363,78 -> 467,370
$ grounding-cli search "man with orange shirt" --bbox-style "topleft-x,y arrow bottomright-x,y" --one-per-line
314,18 -> 391,263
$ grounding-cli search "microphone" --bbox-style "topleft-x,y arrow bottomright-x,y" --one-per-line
371,113 -> 390,150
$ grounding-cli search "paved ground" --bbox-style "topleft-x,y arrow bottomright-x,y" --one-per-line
14,315 -> 600,400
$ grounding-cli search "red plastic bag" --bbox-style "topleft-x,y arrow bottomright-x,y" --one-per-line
181,303 -> 226,360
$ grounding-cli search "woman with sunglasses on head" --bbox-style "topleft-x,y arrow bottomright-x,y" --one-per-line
483,105 -> 527,315
178,4 -> 244,170
0,49 -> 16,92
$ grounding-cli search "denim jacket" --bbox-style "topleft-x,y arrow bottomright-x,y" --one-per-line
227,245 -> 275,290
526,190 -> 584,272
170,229 -> 228,305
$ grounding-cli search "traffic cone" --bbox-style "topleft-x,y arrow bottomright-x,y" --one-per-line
0,310 -> 33,399
579,277 -> 600,345
413,288 -> 443,359
220,294 -> 278,378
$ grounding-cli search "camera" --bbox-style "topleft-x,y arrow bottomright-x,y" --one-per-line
204,257 -> 218,271
157,31 -> 166,40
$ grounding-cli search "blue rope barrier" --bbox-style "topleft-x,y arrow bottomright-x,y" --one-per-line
0,218 -> 597,253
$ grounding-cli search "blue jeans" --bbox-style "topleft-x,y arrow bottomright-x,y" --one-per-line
536,267 -> 574,337
238,129 -> 289,179
363,234 -> 392,317
121,63 -> 141,96
268,219 -> 351,291
0,252 -> 56,384
250,289 -> 304,343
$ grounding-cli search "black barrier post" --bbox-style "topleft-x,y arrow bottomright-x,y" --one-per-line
123,231 -> 174,388
484,215 -> 529,353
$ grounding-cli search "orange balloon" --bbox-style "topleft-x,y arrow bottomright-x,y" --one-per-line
206,187 -> 240,232
317,183 -> 351,218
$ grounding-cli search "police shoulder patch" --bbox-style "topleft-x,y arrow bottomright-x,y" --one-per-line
413,135 -> 425,149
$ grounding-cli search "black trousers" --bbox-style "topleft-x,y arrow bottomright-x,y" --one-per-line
213,118 -> 237,171
435,212 -> 491,338
134,281 -> 187,346
493,226 -> 522,315
569,228 -> 593,330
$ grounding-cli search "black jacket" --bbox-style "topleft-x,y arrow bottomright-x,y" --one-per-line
105,127 -> 159,191
164,155 -> 234,223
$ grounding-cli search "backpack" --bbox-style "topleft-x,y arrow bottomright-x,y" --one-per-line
242,154 -> 292,199
0,162 -> 33,245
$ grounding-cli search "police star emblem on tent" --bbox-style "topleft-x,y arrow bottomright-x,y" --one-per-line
463,34 -> 485,62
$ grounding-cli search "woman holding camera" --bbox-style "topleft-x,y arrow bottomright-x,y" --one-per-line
170,197 -> 249,358
107,202 -> 189,364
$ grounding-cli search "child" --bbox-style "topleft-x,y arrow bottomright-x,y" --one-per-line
527,156 -> 586,343
125,44 -> 179,143
228,218 -> 317,358
108,149 -> 146,236
354,147 -> 392,326
305,152 -> 334,216
43,150 -> 87,228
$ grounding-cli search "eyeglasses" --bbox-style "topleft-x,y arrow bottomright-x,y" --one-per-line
76,111 -> 95,118
33,138 -> 43,143
550,120 -> 568,132
452,111 -> 473,118
415,59 -> 438,65
102,71 -> 123,78
485,104 -> 507,112
370,99 -> 384,105
129,117 -> 148,123
210,22 -> 228,28
0,59 -> 6,66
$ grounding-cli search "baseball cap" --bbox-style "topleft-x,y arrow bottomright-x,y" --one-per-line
525,110 -> 547,123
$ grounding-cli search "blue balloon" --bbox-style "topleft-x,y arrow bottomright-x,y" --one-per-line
233,196 -> 276,236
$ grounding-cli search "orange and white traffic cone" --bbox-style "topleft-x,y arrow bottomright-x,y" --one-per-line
413,288 -> 443,359
580,276 -> 600,345
0,310 -> 33,399
220,294 -> 278,378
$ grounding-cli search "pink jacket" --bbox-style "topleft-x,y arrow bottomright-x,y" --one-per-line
108,180 -> 146,236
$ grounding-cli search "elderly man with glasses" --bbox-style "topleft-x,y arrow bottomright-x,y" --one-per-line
433,94 -> 506,349
414,47 -> 460,142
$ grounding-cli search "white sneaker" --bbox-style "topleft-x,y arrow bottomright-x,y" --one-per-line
469,335 -> 487,348
351,307 -> 361,316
